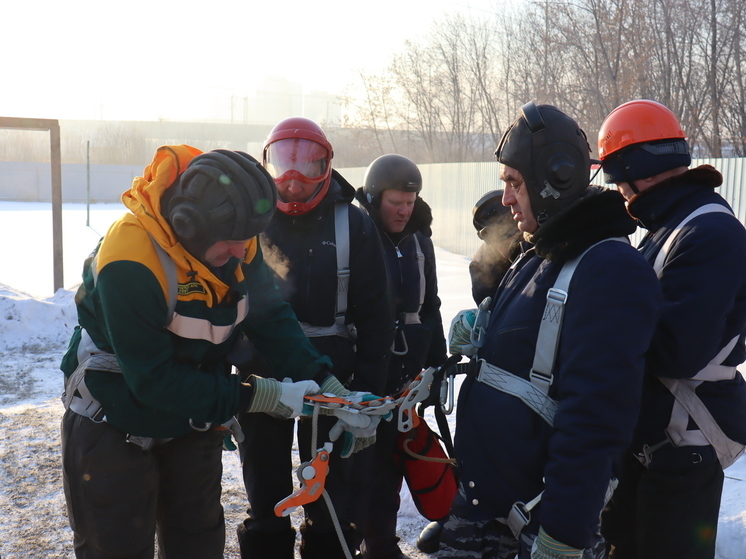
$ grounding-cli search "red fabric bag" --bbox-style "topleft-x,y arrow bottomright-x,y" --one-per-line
396,416 -> 458,521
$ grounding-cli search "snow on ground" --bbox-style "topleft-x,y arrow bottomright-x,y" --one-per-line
1,203 -> 745,558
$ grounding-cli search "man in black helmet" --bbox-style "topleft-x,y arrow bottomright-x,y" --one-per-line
353,153 -> 448,559
468,189 -> 522,305
438,104 -> 662,559
59,145 -> 354,559
416,189 -> 522,555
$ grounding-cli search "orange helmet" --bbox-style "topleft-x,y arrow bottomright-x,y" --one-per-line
263,117 -> 334,215
598,99 -> 686,160
598,100 -> 690,184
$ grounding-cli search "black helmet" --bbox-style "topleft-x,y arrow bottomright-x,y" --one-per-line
495,102 -> 591,226
472,190 -> 511,232
362,154 -> 422,205
164,149 -> 277,261
472,189 -> 519,242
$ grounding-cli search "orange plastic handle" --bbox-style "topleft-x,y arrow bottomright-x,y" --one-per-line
273,449 -> 331,517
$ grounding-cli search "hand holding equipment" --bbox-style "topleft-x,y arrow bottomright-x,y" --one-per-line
246,376 -> 319,419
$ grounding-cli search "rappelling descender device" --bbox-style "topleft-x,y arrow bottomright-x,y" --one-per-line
273,392 -> 397,517
274,441 -> 333,517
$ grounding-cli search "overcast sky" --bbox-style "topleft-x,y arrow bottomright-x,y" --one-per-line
3,0 -> 505,122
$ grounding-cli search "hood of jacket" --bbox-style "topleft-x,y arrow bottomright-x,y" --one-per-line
115,144 -> 259,306
527,186 -> 638,262
626,165 -> 723,231
354,186 -> 434,238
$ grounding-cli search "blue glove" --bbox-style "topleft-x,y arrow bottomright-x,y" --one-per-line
530,527 -> 583,559
448,309 -> 478,356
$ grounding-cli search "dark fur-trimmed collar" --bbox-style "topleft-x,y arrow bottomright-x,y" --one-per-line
354,187 -> 434,237
528,186 -> 637,262
626,165 -> 723,228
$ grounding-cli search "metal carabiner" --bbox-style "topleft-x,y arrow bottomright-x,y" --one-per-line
391,325 -> 409,356
189,419 -> 212,432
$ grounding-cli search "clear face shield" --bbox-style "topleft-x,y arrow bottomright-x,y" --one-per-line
264,138 -> 331,185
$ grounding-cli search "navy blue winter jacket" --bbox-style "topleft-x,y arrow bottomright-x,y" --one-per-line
355,190 -> 447,394
628,165 -> 746,454
454,187 -> 662,549
260,170 -> 395,394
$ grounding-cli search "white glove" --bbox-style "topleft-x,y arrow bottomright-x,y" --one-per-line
246,376 -> 320,419
219,416 -> 245,451
329,410 -> 381,459
448,309 -> 478,356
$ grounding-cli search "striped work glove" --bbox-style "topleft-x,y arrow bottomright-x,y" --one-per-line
531,527 -> 583,559
246,376 -> 319,419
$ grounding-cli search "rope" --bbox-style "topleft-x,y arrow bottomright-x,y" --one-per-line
323,490 -> 354,559
307,401 -> 354,559
402,435 -> 456,465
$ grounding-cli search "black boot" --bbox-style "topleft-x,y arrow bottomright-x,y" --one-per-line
300,521 -> 358,559
236,523 -> 296,559
416,520 -> 444,554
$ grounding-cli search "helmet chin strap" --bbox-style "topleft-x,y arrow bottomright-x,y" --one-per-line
622,170 -> 640,195
616,150 -> 641,195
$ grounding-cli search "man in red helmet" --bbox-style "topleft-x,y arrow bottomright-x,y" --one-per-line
597,100 -> 746,559
234,117 -> 395,559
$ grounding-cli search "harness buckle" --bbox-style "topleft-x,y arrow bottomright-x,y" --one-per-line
546,287 -> 568,306
529,369 -> 553,392
635,439 -> 670,468
506,501 -> 531,540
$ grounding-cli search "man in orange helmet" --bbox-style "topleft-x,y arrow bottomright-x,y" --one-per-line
598,100 -> 746,559
234,117 -> 394,559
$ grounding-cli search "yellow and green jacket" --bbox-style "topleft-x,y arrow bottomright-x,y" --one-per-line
61,145 -> 331,438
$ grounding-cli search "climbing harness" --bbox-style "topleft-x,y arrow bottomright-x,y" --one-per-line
391,234 -> 426,355
643,203 -> 746,469
62,234 -> 246,450
473,237 -> 628,538
299,202 -> 357,341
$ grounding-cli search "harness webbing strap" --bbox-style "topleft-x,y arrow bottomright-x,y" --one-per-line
393,234 -> 428,354
506,491 -> 544,540
334,203 -> 350,328
650,204 -> 745,468
299,322 -> 356,340
530,237 -> 628,393
660,375 -> 745,469
63,352 -> 121,422
149,235 -> 178,326
652,203 -> 733,276
476,360 -> 558,426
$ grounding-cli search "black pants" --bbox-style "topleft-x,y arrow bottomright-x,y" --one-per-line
237,412 -> 355,535
61,409 -> 225,559
351,417 -> 405,558
602,450 -> 724,559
